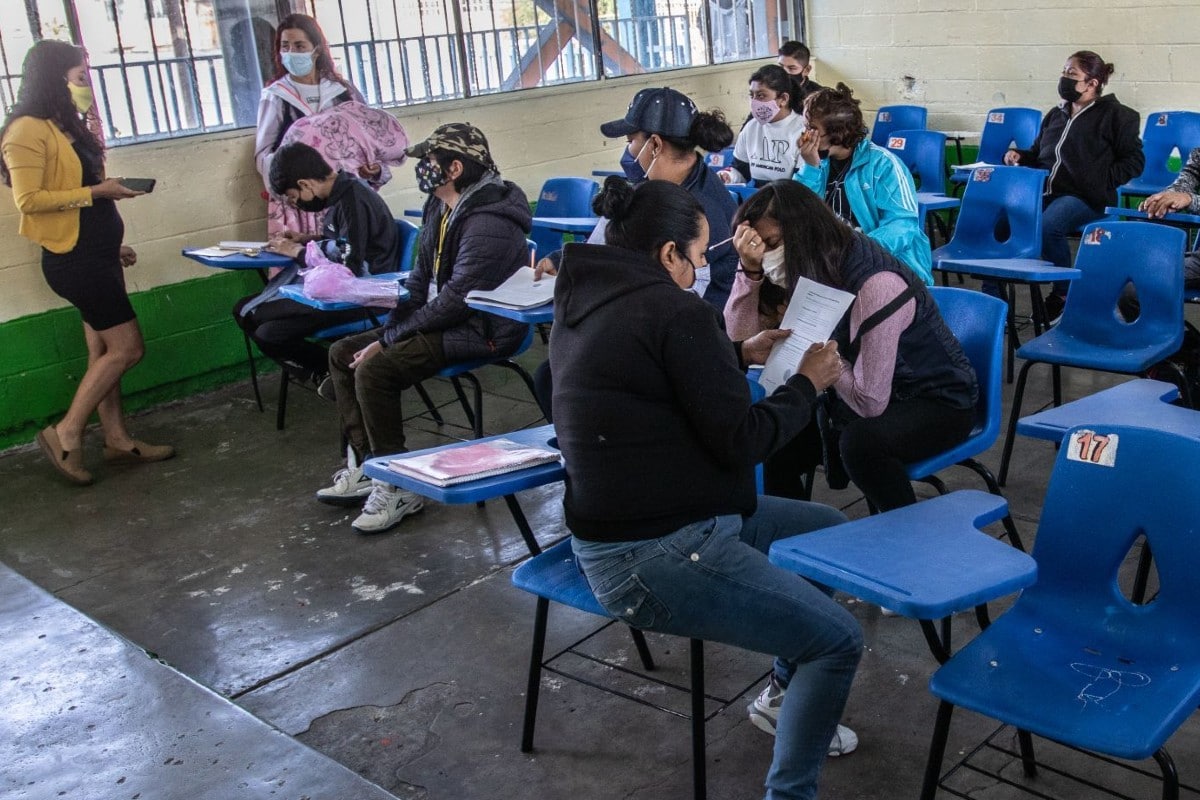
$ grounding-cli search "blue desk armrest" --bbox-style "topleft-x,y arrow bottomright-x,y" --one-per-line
937,258 -> 1079,282
1016,379 -> 1195,443
769,490 -> 1036,619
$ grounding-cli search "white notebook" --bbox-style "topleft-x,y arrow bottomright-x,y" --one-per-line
218,240 -> 269,249
466,267 -> 555,310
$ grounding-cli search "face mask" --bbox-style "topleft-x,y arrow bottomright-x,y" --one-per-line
68,83 -> 93,114
761,245 -> 788,288
689,264 -> 711,298
415,158 -> 447,194
817,147 -> 831,160
281,51 -> 316,79
620,143 -> 646,182
750,98 -> 780,124
293,184 -> 328,212
1057,75 -> 1083,103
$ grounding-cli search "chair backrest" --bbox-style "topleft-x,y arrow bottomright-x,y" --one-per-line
937,166 -> 1048,261
706,145 -> 736,169
1027,423 -> 1200,649
1057,221 -> 1185,352
976,107 -> 1042,164
395,218 -> 420,272
885,129 -> 948,194
1131,111 -> 1200,190
928,287 -> 1005,443
531,177 -> 600,257
871,105 -> 928,147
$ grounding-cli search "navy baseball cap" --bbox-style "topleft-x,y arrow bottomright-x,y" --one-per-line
599,87 -> 697,139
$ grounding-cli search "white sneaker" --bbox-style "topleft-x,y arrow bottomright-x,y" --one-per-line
316,463 -> 373,506
747,676 -> 859,757
351,480 -> 424,534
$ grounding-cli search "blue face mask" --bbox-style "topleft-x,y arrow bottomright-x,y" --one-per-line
281,51 -> 315,79
620,141 -> 647,183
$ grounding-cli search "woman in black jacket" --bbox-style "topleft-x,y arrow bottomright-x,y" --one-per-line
1005,50 -> 1144,320
553,178 -> 863,799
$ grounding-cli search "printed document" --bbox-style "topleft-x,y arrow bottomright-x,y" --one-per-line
758,277 -> 855,393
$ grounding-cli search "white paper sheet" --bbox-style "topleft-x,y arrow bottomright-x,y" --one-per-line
218,240 -> 269,249
758,276 -> 855,394
466,267 -> 556,309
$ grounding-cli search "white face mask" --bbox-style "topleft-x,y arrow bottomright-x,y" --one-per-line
281,51 -> 315,79
688,264 -> 711,298
761,246 -> 787,288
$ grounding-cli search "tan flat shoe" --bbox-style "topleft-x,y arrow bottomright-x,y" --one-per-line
36,426 -> 93,486
104,440 -> 176,464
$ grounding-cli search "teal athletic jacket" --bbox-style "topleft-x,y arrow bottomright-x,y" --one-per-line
793,138 -> 934,285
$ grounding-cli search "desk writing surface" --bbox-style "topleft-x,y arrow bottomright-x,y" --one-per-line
769,490 -> 1036,619
1017,379 -> 1200,442
531,216 -> 601,234
466,300 -> 554,324
182,248 -> 294,270
364,424 -> 562,504
277,273 -> 410,311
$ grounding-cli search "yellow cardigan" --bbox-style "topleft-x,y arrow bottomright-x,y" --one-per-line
2,116 -> 97,254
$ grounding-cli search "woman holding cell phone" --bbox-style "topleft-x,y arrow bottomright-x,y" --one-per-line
1,40 -> 172,487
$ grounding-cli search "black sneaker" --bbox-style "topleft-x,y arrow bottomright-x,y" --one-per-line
1043,293 -> 1067,327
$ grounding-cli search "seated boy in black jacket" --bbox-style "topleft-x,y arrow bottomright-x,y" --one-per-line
232,142 -> 400,384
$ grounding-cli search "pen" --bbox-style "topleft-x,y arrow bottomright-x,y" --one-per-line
706,235 -> 734,252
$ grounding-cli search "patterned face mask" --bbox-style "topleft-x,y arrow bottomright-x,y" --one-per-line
415,158 -> 447,194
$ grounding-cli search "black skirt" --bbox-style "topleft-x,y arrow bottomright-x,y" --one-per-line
41,198 -> 135,331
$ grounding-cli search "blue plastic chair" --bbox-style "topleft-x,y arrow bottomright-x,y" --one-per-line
904,287 -> 1024,550
529,177 -> 599,259
705,145 -> 735,169
885,129 -> 949,195
948,107 -> 1041,189
1116,111 -> 1200,206
920,424 -> 1200,800
436,325 -> 539,440
998,221 -> 1188,485
871,104 -> 928,147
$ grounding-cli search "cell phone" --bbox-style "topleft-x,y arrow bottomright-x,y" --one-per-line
119,177 -> 156,193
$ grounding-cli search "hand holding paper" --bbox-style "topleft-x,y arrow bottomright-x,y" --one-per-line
758,276 -> 855,393
797,341 -> 842,391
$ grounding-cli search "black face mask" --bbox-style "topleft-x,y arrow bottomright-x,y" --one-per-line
1058,76 -> 1083,103
294,190 -> 328,213
817,148 -> 831,160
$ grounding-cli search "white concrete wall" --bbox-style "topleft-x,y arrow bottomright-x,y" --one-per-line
805,0 -> 1200,130
0,63 -> 755,323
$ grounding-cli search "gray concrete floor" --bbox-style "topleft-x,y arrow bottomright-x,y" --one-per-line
1,312 -> 1198,800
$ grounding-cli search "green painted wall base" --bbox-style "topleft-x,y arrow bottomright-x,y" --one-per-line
0,270 -> 276,451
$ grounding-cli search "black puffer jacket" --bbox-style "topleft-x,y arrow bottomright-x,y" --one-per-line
1013,94 -> 1144,213
382,174 -> 532,360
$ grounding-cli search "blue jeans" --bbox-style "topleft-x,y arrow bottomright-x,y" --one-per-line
1043,194 -> 1103,296
572,497 -> 863,800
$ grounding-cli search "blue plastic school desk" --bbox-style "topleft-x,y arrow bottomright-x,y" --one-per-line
466,300 -> 554,324
1016,379 -> 1200,443
277,272 -> 409,311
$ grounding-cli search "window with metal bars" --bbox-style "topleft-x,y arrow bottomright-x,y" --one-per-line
2,0 -> 804,146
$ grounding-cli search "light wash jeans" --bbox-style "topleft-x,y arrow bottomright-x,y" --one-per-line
572,496 -> 863,800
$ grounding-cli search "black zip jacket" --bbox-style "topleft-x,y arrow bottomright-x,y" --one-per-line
1014,94 -> 1144,213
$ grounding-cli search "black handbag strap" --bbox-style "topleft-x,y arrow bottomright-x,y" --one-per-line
843,284 -> 918,364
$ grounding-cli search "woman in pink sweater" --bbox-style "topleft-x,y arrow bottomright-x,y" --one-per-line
724,181 -> 977,509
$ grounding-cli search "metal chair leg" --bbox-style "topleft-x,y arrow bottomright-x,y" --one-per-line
960,458 -> 1025,552
630,628 -> 656,670
413,382 -> 445,425
690,639 -> 706,800
244,332 -> 264,412
998,359 -> 1037,487
449,376 -> 476,431
1153,747 -> 1180,800
1017,728 -> 1038,778
276,370 -> 289,431
919,701 -> 955,800
520,597 -> 550,753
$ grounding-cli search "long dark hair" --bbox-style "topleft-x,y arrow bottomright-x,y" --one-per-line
733,180 -> 852,313
749,64 -> 798,113
270,13 -> 352,90
1,40 -> 101,186
594,176 -> 704,261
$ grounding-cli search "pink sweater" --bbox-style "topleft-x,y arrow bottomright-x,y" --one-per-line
723,270 -> 914,417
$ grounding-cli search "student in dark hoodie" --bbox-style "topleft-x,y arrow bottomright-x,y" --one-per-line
1004,50 -> 1144,322
316,123 -> 532,534
552,177 -> 863,799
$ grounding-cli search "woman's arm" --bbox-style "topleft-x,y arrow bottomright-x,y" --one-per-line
2,123 -> 93,214
1107,105 -> 1145,190
723,268 -> 768,340
833,271 -> 915,418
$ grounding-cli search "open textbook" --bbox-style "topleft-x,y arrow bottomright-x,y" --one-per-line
466,267 -> 555,310
387,438 -> 561,487
758,277 -> 855,394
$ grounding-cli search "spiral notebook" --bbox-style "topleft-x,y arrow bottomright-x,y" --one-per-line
466,267 -> 555,310
386,438 -> 561,486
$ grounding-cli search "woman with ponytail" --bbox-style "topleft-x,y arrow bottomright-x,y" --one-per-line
552,177 -> 862,799
2,40 -> 171,486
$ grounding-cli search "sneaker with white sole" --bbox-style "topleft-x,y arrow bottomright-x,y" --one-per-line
351,480 -> 424,534
316,463 -> 373,506
747,675 -> 859,757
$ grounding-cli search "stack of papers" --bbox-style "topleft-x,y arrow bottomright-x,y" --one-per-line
951,161 -> 997,171
466,267 -> 555,310
387,439 -> 562,486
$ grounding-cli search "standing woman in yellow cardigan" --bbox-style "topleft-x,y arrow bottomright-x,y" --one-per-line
2,40 -> 173,486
